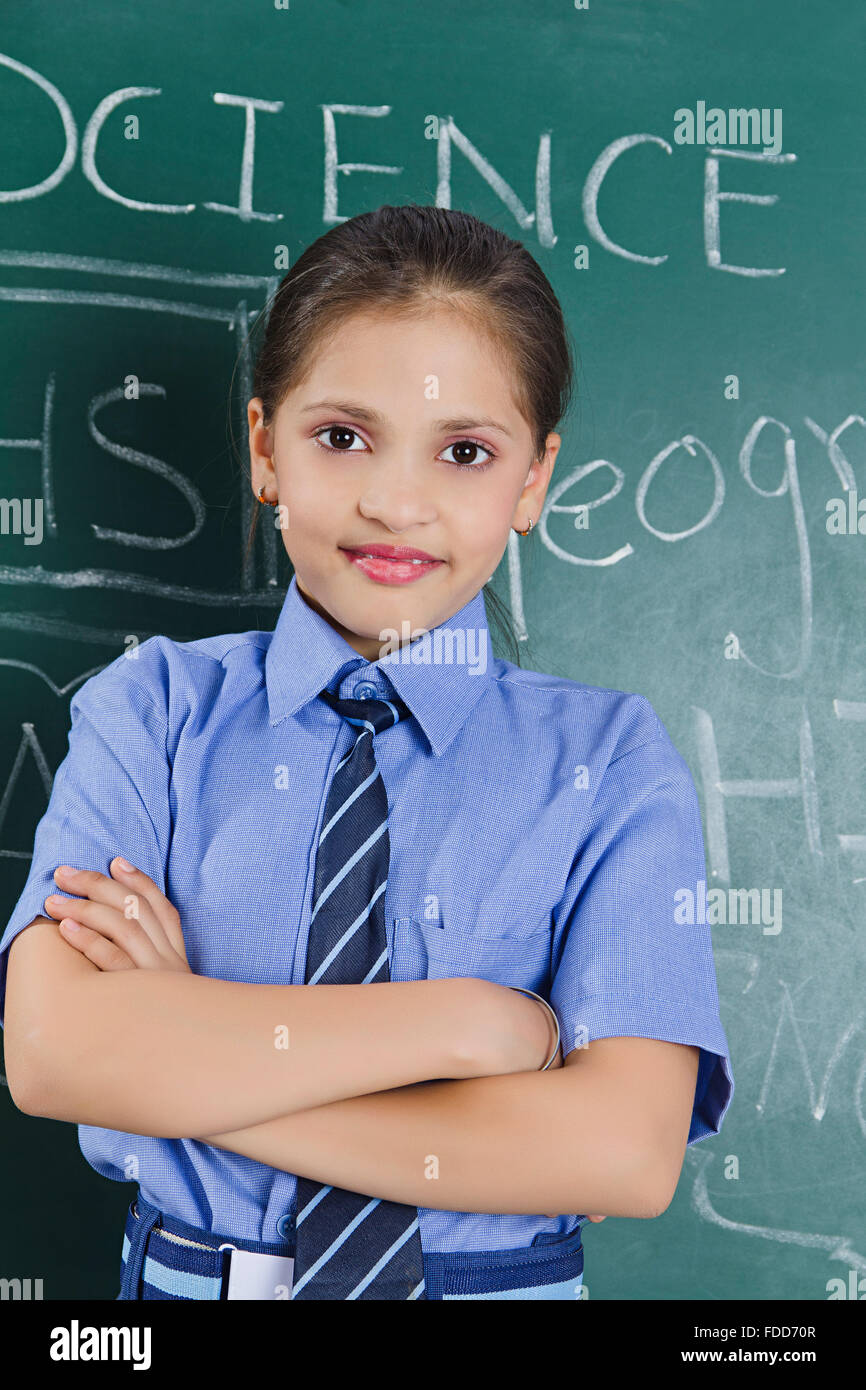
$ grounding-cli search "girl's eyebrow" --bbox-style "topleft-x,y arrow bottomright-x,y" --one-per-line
299,399 -> 514,439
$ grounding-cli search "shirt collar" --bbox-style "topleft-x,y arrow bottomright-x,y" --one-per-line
265,574 -> 495,756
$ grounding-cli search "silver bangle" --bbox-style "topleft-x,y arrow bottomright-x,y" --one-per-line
507,986 -> 561,1071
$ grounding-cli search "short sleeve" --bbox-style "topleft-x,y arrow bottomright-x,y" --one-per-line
549,726 -> 734,1146
0,643 -> 172,1028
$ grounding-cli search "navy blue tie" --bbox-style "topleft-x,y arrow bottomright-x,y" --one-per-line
290,685 -> 427,1300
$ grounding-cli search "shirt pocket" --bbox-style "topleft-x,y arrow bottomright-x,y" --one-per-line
389,913 -> 552,991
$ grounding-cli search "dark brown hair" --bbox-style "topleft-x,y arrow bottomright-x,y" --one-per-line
235,203 -> 575,664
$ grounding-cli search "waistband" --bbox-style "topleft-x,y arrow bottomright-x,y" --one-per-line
116,1194 -> 585,1301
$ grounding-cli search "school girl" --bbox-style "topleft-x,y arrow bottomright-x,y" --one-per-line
1,204 -> 733,1300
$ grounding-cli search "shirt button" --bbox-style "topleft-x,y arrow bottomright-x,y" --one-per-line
276,1213 -> 293,1240
354,682 -> 379,700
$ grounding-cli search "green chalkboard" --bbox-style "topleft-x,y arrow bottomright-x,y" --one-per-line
1,0 -> 865,1303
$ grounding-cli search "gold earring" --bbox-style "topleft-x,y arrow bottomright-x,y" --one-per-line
514,517 -> 534,536
258,486 -> 278,507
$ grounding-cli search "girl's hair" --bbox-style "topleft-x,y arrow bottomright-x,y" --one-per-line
234,203 -> 575,664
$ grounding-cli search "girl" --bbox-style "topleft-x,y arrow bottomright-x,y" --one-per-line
1,204 -> 733,1300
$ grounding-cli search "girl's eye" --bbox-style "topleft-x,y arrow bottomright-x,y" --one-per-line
312,425 -> 368,452
312,426 -> 496,471
439,439 -> 497,471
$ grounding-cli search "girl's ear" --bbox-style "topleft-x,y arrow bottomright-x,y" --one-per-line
541,431 -> 561,473
247,398 -> 277,492
515,434 -> 559,526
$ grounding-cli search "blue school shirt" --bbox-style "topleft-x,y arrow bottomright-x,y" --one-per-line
0,574 -> 733,1252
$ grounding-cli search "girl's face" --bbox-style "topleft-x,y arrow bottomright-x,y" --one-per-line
247,305 -> 560,661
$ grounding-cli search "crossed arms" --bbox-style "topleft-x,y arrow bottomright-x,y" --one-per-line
4,865 -> 699,1218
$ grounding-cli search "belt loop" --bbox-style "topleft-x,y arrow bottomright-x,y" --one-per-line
217,1242 -> 237,1300
119,1196 -> 160,1299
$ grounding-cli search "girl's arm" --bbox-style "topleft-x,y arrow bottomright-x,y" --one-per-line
9,926 -> 472,1135
7,874 -> 552,1137
196,1038 -> 696,1218
16,865 -> 691,1217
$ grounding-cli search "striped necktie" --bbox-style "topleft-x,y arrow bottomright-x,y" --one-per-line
290,685 -> 428,1300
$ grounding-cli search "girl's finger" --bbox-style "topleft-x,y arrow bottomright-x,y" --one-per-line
51,865 -> 184,970
108,859 -> 189,964
45,887 -> 165,970
58,919 -> 136,971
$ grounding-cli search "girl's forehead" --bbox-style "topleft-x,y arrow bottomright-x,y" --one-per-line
285,316 -> 525,417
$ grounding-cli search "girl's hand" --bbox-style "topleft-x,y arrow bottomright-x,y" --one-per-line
43,858 -> 191,974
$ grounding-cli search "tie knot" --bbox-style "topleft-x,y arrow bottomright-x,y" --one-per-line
319,685 -> 411,737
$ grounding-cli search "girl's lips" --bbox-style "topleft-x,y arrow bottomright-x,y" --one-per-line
341,548 -> 444,585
